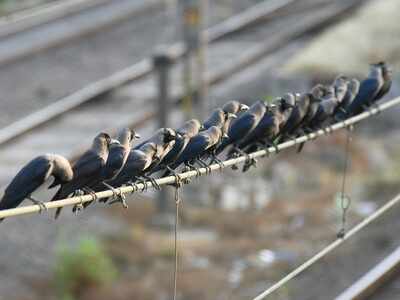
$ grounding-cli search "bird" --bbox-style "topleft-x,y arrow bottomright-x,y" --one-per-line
51,132 -> 112,219
216,100 -> 267,155
374,61 -> 392,101
344,63 -> 385,117
202,108 -> 237,143
135,128 -> 178,189
308,88 -> 340,130
202,108 -> 226,130
169,126 -> 223,171
151,119 -> 202,173
221,100 -> 249,115
84,128 -> 140,208
334,78 -> 360,117
101,143 -> 160,205
0,154 -> 73,222
279,92 -> 312,139
134,128 -> 177,154
100,128 -> 140,183
332,75 -> 348,104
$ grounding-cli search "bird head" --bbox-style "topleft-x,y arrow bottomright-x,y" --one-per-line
163,128 -> 177,143
129,129 -> 141,141
98,132 -> 112,145
281,93 -> 296,108
239,103 -> 250,112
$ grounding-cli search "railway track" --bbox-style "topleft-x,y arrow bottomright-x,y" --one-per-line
0,0 -> 164,65
0,0 -> 366,187
335,245 -> 400,300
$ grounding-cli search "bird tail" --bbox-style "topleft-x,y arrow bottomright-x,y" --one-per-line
51,187 -> 65,220
297,142 -> 305,153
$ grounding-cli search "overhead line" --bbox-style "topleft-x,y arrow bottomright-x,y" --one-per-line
0,96 -> 399,220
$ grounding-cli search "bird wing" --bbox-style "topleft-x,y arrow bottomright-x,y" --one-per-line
0,158 -> 51,210
346,78 -> 381,116
172,135 -> 209,168
228,113 -> 258,144
102,146 -> 127,180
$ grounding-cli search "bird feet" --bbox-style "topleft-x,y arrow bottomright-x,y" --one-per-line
211,156 -> 225,171
242,157 -> 257,172
72,189 -> 86,214
103,182 -> 128,209
142,175 -> 161,191
27,196 -> 48,214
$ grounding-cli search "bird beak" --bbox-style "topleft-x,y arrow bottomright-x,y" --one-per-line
110,139 -> 120,145
240,104 -> 249,111
228,113 -> 237,119
134,133 -> 141,139
223,133 -> 229,139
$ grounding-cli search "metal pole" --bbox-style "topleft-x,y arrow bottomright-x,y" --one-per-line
153,48 -> 173,213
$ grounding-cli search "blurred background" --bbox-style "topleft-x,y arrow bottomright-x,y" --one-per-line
0,0 -> 399,299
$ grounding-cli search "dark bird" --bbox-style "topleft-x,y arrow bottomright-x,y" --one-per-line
143,128 -> 178,173
152,119 -> 202,172
332,75 -> 348,104
334,78 -> 360,117
0,154 -> 73,222
51,132 -> 112,219
279,92 -> 312,139
202,108 -> 236,145
216,100 -> 267,154
84,128 -> 140,209
374,62 -> 392,100
344,63 -> 385,117
169,126 -> 223,170
222,100 -> 249,115
308,88 -> 340,130
101,143 -> 160,205
234,94 -> 295,165
135,128 -> 178,189
202,108 -> 226,130
101,128 -> 140,183
134,128 -> 177,153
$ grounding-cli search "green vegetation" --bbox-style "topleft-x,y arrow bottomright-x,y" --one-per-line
54,237 -> 118,299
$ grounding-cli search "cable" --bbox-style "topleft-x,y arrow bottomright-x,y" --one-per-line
252,192 -> 400,300
0,96 -> 399,220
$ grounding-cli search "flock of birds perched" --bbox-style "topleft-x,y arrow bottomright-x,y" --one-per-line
0,62 -> 393,222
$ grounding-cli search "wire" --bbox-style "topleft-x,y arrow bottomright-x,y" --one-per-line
252,192 -> 400,300
0,96 -> 399,220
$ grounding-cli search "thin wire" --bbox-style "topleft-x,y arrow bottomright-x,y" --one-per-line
337,126 -> 352,238
252,192 -> 400,300
173,180 -> 182,300
1,97 -> 400,220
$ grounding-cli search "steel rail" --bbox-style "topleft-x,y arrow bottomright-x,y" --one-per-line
335,245 -> 400,300
0,96 -> 398,220
252,192 -> 400,300
0,0 -> 112,38
0,0 -> 362,146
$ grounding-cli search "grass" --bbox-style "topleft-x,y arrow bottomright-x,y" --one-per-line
54,237 -> 118,299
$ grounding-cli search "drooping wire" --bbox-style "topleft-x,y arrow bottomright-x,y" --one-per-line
337,125 -> 353,238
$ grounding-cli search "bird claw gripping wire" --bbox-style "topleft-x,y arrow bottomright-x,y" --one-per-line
72,190 -> 86,215
211,156 -> 225,171
136,177 -> 149,192
28,196 -> 48,214
242,157 -> 257,173
196,158 -> 211,175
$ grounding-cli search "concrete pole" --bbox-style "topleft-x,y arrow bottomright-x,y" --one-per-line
153,48 -> 173,213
